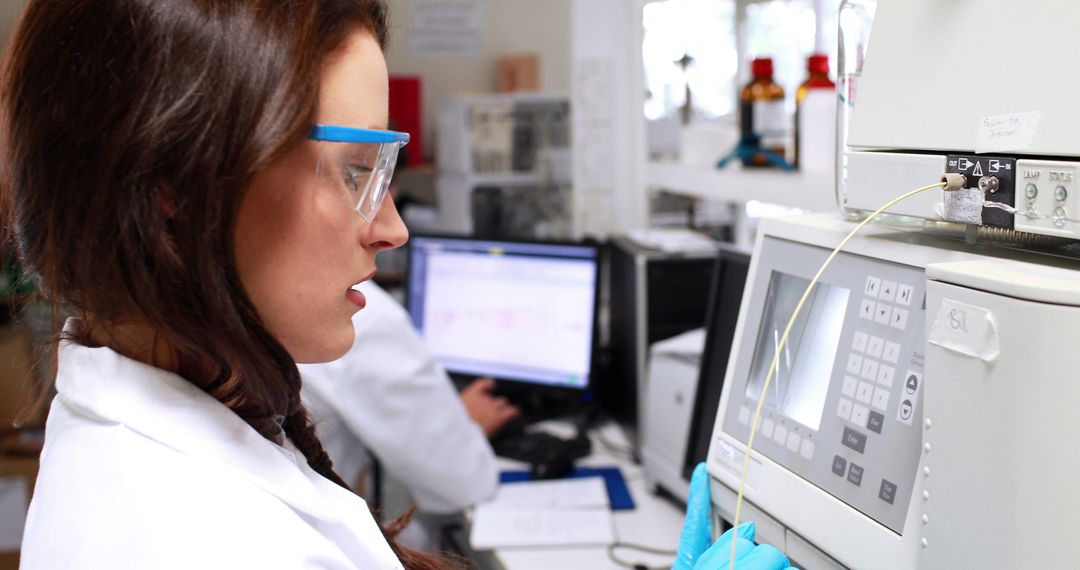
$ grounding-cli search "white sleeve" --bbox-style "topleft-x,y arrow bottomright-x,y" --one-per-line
299,282 -> 498,514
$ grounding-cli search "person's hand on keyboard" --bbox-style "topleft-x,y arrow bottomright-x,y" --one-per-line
460,377 -> 521,437
673,463 -> 795,570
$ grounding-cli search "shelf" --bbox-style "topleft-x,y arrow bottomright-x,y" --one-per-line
646,161 -> 838,212
437,171 -> 570,186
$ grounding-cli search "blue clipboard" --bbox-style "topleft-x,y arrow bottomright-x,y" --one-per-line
499,466 -> 635,511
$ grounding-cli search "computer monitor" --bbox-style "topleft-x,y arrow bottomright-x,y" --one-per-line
405,235 -> 600,392
683,248 -> 751,480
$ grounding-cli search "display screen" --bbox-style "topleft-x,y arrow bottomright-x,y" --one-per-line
745,271 -> 850,431
406,236 -> 598,389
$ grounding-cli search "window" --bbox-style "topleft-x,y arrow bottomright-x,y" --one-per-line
642,0 -> 738,121
642,0 -> 840,121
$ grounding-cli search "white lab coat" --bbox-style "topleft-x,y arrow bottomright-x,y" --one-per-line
21,327 -> 402,569
299,281 -> 497,515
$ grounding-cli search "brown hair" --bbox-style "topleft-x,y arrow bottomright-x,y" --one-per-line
1,1 -> 457,568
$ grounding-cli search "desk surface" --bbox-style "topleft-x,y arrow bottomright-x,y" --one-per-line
481,422 -> 685,570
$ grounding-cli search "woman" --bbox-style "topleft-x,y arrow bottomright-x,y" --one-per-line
2,0 -> 452,567
2,1 -> 792,568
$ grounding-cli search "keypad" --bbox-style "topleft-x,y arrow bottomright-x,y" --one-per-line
860,359 -> 879,382
852,331 -> 869,353
872,387 -> 890,412
855,381 -> 874,404
891,308 -> 909,330
882,341 -> 901,364
851,404 -> 869,428
847,462 -> 864,486
879,281 -> 897,302
847,354 -> 863,375
845,275 -> 916,437
832,455 -> 847,477
866,336 -> 885,358
841,427 -> 867,453
896,370 -> 923,426
897,284 -> 914,306
867,411 -> 885,434
877,365 -> 895,388
874,303 -> 892,325
842,376 -> 858,398
879,479 -> 898,504
837,398 -> 853,420
864,277 -> 881,297
859,299 -> 875,320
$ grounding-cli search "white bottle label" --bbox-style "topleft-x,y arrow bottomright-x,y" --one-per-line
753,100 -> 787,147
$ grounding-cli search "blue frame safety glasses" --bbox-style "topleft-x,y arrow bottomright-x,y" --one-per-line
310,124 -> 410,222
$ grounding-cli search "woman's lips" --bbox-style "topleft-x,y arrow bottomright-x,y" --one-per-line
346,287 -> 367,309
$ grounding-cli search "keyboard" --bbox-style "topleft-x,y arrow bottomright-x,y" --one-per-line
491,429 -> 592,465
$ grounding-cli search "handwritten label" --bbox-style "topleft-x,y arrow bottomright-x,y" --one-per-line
928,299 -> 1000,363
975,111 -> 1041,154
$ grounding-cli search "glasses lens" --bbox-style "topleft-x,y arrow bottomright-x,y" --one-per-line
355,143 -> 399,221
315,141 -> 400,222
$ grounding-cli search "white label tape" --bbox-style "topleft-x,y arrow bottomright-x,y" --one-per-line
928,298 -> 1000,363
975,111 -> 1040,154
712,438 -> 762,489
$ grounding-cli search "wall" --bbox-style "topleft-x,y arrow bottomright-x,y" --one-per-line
0,0 -> 26,47
571,0 -> 649,236
384,0 -> 572,160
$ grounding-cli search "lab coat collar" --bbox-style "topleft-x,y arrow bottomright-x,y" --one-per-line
53,322 -> 345,525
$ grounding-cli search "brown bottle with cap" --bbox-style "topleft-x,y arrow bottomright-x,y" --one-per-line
739,57 -> 786,168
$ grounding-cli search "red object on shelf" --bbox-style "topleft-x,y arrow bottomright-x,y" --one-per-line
807,54 -> 831,76
389,75 -> 423,167
751,57 -> 774,79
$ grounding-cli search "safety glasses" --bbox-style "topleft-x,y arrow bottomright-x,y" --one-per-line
310,124 -> 410,222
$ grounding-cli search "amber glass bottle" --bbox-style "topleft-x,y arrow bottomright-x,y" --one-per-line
739,57 -> 786,168
794,54 -> 836,169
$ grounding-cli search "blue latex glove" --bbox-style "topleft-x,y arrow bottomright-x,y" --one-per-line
673,463 -> 794,570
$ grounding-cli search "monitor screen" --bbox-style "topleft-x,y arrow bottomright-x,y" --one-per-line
683,249 -> 751,480
405,235 -> 599,390
744,271 -> 850,432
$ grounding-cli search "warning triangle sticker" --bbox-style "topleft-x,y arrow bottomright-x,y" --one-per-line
972,161 -> 983,177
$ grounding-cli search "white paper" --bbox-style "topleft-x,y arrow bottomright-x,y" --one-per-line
469,506 -> 615,549
0,477 -> 28,551
625,228 -> 718,253
408,0 -> 485,55
975,111 -> 1041,154
652,328 -> 707,357
928,299 -> 1000,363
469,477 -> 615,549
482,477 -> 609,511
